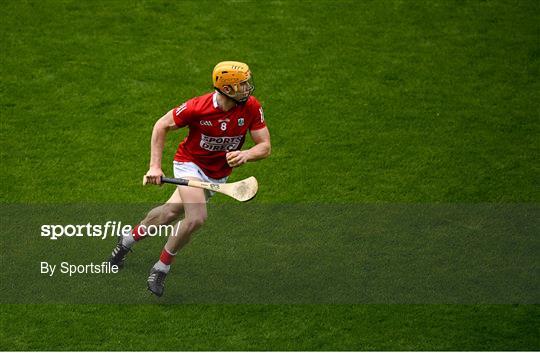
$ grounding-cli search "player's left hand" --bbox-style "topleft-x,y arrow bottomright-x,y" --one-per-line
226,150 -> 249,167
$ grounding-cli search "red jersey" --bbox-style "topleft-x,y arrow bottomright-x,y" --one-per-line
172,92 -> 267,179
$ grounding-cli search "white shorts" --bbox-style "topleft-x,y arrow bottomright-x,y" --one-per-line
173,161 -> 228,201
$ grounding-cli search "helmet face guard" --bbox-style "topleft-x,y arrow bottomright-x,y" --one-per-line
226,75 -> 255,103
213,61 -> 255,104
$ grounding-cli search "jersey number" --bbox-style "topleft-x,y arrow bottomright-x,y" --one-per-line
220,122 -> 227,131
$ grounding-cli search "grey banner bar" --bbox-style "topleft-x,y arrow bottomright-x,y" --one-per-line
1,203 -> 538,303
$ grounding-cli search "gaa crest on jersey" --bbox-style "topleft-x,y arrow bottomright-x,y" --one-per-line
238,117 -> 245,126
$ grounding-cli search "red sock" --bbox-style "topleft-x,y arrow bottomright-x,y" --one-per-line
132,224 -> 147,241
159,248 -> 176,265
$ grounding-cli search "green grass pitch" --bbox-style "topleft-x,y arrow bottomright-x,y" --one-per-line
1,0 -> 539,350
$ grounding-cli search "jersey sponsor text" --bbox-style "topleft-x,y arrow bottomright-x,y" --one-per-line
200,133 -> 243,152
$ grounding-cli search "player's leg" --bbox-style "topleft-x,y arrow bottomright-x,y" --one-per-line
142,191 -> 185,226
107,189 -> 184,268
125,189 -> 185,245
165,185 -> 208,253
148,180 -> 208,297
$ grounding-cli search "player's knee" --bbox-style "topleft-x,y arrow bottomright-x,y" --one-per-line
164,209 -> 182,223
185,213 -> 207,230
192,213 -> 207,228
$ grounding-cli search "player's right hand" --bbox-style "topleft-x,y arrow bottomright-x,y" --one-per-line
145,167 -> 164,185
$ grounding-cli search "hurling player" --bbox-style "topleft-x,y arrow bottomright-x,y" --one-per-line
108,61 -> 271,296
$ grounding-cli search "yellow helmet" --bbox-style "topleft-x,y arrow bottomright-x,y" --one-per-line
212,61 -> 255,103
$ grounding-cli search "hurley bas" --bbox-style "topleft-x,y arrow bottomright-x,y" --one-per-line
41,261 -> 119,277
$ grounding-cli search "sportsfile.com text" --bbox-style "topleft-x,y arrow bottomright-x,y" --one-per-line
40,222 -> 174,240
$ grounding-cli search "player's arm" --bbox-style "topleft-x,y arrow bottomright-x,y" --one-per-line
145,110 -> 180,184
226,127 -> 271,167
